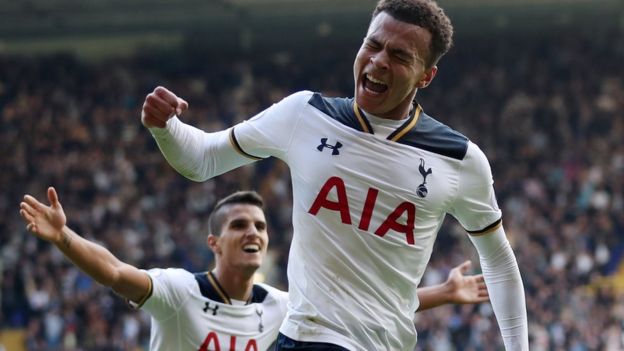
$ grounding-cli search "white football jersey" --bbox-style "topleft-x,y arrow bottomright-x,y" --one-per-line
231,91 -> 502,350
139,268 -> 288,351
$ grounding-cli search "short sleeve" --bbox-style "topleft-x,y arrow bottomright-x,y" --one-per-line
448,142 -> 502,234
232,91 -> 313,161
141,268 -> 195,321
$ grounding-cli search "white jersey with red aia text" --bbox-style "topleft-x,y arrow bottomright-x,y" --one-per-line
231,91 -> 502,350
139,268 -> 288,351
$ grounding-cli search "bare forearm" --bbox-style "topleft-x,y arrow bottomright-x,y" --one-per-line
53,226 -> 149,303
54,226 -> 125,287
416,284 -> 451,311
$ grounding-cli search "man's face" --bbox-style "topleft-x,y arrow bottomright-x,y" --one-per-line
353,12 -> 437,120
210,204 -> 268,273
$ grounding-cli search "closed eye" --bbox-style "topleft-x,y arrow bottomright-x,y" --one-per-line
390,49 -> 415,64
364,38 -> 381,50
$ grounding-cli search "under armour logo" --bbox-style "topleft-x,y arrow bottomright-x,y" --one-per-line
417,158 -> 432,198
317,138 -> 342,155
203,302 -> 219,316
256,307 -> 264,332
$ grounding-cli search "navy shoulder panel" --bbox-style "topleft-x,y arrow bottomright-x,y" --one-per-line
194,272 -> 222,302
308,93 -> 366,132
251,284 -> 269,303
399,112 -> 469,160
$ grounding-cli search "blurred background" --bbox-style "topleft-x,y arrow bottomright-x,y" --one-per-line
1,0 -> 623,350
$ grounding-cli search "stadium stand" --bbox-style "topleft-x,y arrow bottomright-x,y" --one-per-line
1,8 -> 623,351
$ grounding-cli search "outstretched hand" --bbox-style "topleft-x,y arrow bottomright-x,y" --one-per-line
20,187 -> 67,243
141,86 -> 189,128
445,260 -> 489,304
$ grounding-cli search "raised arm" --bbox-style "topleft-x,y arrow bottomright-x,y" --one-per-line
141,86 -> 255,182
19,187 -> 151,304
416,260 -> 489,311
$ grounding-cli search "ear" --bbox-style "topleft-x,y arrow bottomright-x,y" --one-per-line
207,234 -> 221,255
417,65 -> 438,89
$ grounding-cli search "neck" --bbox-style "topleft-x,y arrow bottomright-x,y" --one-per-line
211,265 -> 255,302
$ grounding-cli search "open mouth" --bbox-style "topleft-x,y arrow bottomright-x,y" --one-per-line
363,73 -> 388,94
242,244 -> 260,253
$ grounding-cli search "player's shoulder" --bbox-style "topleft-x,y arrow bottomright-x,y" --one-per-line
146,267 -> 194,281
278,90 -> 316,106
399,110 -> 469,160
463,141 -> 491,170
253,283 -> 288,304
144,267 -> 198,293
259,90 -> 316,118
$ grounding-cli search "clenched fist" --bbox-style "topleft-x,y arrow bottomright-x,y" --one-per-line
141,86 -> 189,128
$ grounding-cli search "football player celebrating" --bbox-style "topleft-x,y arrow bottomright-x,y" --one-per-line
20,187 -> 489,350
140,0 -> 528,349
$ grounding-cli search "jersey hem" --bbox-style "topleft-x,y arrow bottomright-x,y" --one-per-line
279,326 -> 362,351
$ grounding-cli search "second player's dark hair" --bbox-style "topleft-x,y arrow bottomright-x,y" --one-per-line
208,191 -> 264,236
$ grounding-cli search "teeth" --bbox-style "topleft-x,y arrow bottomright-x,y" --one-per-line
366,74 -> 387,85
243,244 -> 260,252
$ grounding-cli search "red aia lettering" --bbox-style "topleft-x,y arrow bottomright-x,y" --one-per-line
198,332 -> 220,351
374,202 -> 416,245
357,188 -> 379,231
244,340 -> 258,351
308,176 -> 352,224
309,177 -> 416,245
197,333 -> 258,351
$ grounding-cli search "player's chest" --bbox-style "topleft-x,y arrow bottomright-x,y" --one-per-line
182,300 -> 280,351
288,118 -> 462,210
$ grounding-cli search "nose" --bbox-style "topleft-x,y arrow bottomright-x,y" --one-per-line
370,51 -> 389,70
245,224 -> 259,236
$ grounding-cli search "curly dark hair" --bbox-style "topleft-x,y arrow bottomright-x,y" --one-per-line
372,0 -> 453,67
208,191 -> 264,236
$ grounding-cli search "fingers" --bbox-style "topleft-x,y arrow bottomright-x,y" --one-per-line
48,187 -> 60,208
474,274 -> 489,300
154,86 -> 179,106
20,205 -> 39,234
145,93 -> 176,117
155,86 -> 188,116
27,222 -> 37,233
19,207 -> 35,223
176,97 -> 189,115
477,288 -> 490,300
142,108 -> 167,128
456,260 -> 472,273
22,195 -> 45,212
142,86 -> 186,128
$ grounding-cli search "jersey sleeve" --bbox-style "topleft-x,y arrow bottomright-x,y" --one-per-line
231,91 -> 313,161
140,268 -> 195,321
448,142 -> 502,234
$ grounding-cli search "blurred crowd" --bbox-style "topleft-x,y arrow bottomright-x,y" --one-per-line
1,27 -> 623,350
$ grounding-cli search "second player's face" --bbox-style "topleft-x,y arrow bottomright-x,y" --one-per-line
216,204 -> 268,272
353,12 -> 436,120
